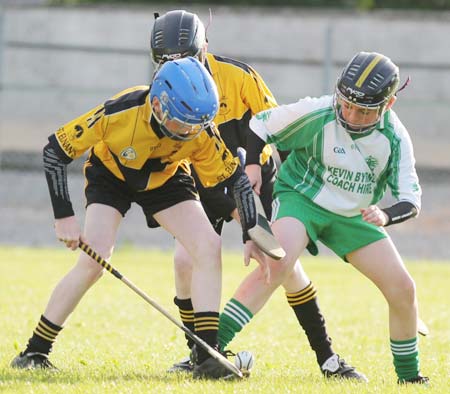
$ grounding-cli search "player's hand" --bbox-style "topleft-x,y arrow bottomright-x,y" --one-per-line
360,205 -> 389,227
245,164 -> 262,195
244,240 -> 271,285
55,216 -> 82,250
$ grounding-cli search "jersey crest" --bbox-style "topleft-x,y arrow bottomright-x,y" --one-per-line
120,147 -> 137,160
365,155 -> 379,172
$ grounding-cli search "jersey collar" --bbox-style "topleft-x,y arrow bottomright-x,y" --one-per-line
143,88 -> 152,123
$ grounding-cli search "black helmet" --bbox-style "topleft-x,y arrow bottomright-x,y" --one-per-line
150,10 -> 206,66
334,52 -> 400,133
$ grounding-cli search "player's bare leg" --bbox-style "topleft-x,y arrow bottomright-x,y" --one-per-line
155,199 -> 230,378
220,217 -> 367,380
155,200 -> 222,313
347,237 -> 427,383
232,217 -> 307,312
167,241 -> 196,372
11,203 -> 122,369
45,204 -> 122,325
173,241 -> 194,299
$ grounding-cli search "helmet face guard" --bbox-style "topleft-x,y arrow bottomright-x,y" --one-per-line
153,92 -> 213,141
150,57 -> 218,141
334,52 -> 400,134
334,89 -> 389,134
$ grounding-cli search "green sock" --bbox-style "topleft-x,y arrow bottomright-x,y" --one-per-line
391,337 -> 420,381
218,298 -> 253,350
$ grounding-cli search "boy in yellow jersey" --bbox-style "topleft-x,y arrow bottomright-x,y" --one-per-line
151,10 -> 366,381
11,57 -> 258,380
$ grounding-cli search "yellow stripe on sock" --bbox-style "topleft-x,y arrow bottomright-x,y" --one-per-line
288,293 -> 317,306
286,283 -> 317,306
195,321 -> 219,327
195,316 -> 219,322
39,321 -> 60,336
34,328 -> 55,342
179,311 -> 194,320
195,325 -> 219,332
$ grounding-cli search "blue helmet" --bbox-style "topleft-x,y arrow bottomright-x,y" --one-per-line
150,57 -> 218,141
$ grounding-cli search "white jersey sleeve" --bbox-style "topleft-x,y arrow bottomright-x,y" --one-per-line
386,111 -> 422,213
250,96 -> 333,150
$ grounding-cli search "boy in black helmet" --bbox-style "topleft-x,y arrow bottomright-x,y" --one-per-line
243,51 -> 428,385
151,10 -> 366,382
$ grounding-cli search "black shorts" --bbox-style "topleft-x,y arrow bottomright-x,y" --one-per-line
84,156 -> 199,228
194,156 -> 276,235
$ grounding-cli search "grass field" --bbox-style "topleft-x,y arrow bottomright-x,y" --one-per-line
0,246 -> 449,393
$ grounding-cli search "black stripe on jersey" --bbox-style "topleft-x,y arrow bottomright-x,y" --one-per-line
48,134 -> 74,163
110,150 -> 167,191
211,55 -> 251,75
104,88 -> 149,116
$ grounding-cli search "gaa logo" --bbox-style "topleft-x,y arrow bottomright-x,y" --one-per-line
333,146 -> 346,154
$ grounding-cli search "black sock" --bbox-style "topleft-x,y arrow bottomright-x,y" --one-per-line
24,315 -> 63,355
194,311 -> 220,364
286,282 -> 334,366
174,297 -> 195,349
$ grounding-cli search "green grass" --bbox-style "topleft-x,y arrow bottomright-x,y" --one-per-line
0,246 -> 449,393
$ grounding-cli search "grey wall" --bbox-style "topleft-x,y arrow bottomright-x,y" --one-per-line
1,5 -> 449,168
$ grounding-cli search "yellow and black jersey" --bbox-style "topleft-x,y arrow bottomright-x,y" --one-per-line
205,53 -> 277,165
48,86 -> 238,191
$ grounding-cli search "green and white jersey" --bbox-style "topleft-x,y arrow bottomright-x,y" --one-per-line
250,95 -> 421,217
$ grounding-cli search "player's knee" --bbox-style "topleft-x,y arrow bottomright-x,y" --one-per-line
189,232 -> 221,266
78,244 -> 112,282
174,249 -> 194,276
284,262 -> 310,287
388,275 -> 417,309
270,256 -> 296,286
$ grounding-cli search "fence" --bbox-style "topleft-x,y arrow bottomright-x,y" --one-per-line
1,5 -> 450,170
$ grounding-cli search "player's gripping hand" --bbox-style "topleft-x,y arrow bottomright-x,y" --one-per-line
244,240 -> 271,285
55,216 -> 82,250
245,164 -> 262,195
360,205 -> 389,227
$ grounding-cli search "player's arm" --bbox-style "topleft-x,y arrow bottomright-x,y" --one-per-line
43,142 -> 82,250
384,112 -> 421,225
241,65 -> 277,114
382,201 -> 418,226
190,127 -> 252,236
44,104 -> 106,249
361,201 -> 418,227
363,112 -> 421,228
189,128 -> 262,241
239,65 -> 278,167
43,142 -> 74,219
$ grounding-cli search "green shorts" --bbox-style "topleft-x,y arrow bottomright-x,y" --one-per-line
272,190 -> 387,261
